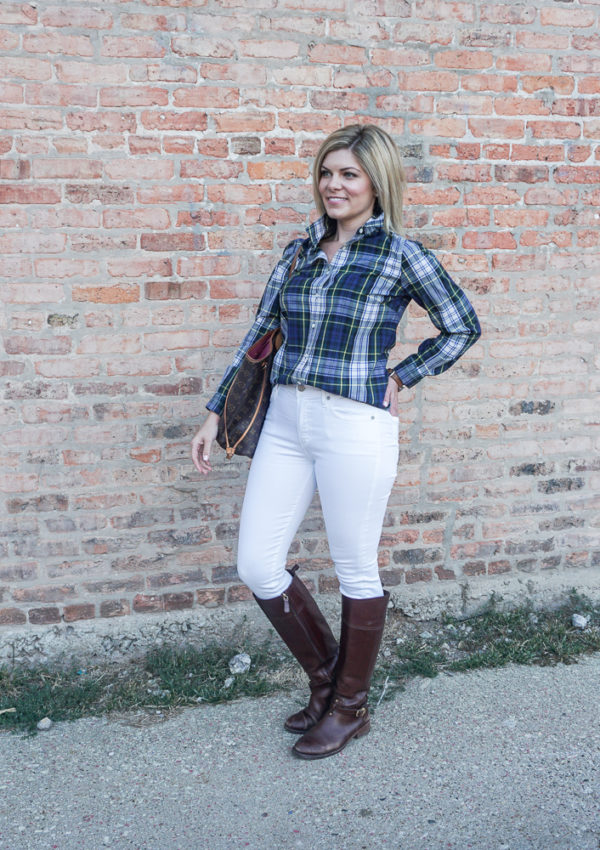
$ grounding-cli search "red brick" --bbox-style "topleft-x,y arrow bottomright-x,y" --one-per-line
72,285 -> 140,304
435,50 -> 493,69
101,37 -> 166,58
1,108 -> 63,131
173,86 -> 239,107
405,568 -> 433,584
171,37 -> 234,59
397,70 -> 459,91
67,111 -> 136,133
137,184 -> 204,203
0,607 -> 27,625
35,259 -> 99,279
227,585 -> 253,602
133,594 -> 164,613
24,33 -> 93,56
180,160 -> 243,179
272,66 -> 332,87
141,110 -> 208,132
309,44 -> 365,64
527,121 -> 581,140
554,166 -> 600,184
107,258 -> 171,278
240,40 -> 300,59
310,90 -> 370,111
277,112 -> 340,133
213,112 -> 275,133
196,588 -> 225,606
200,62 -> 267,85
141,233 -> 206,252
163,592 -> 194,610
372,47 -> 431,66
540,7 -> 595,27
100,599 -> 130,618
103,209 -> 170,229
120,13 -> 173,31
463,232 -> 517,250
409,117 -> 466,138
100,86 -> 169,107
206,184 -> 271,204
28,607 -> 61,625
63,603 -> 95,622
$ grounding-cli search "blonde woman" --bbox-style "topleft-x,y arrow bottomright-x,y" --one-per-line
192,124 -> 481,759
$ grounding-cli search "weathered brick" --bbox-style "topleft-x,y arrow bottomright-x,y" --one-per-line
163,592 -> 194,610
132,594 -> 164,613
0,608 -> 27,626
538,478 -> 584,495
63,603 -> 95,622
196,589 -> 226,607
28,607 -> 61,625
100,599 -> 131,618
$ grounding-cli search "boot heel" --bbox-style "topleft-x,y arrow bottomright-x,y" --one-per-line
354,720 -> 371,739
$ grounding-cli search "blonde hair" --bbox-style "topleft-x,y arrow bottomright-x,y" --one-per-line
312,124 -> 406,235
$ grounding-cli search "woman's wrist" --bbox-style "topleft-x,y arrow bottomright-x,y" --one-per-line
387,370 -> 404,390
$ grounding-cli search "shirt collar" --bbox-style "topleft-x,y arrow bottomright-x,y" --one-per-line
306,212 -> 385,249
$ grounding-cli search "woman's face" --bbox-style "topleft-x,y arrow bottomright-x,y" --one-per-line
318,148 -> 376,233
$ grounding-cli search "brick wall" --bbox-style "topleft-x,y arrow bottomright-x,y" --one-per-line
1,0 -> 599,645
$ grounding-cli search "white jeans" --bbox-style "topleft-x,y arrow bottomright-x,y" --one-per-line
237,384 -> 399,600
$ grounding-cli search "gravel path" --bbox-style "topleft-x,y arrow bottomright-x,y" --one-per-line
1,654 -> 599,850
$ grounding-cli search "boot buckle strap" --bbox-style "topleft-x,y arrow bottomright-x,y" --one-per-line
328,700 -> 368,718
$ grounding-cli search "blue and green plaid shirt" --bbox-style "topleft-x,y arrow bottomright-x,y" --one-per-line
207,213 -> 481,415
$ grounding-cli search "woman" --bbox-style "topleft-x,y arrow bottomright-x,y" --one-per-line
192,124 -> 481,760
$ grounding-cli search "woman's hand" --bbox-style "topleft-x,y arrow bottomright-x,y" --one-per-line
191,412 -> 220,475
382,376 -> 401,417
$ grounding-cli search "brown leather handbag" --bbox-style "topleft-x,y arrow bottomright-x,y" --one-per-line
216,327 -> 283,459
216,244 -> 302,460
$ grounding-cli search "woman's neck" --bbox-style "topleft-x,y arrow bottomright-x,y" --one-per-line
325,212 -> 372,245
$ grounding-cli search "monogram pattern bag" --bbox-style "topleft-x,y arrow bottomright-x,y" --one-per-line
216,245 -> 302,459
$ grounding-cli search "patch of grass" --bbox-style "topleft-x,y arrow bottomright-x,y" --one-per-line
372,589 -> 600,709
0,640 -> 283,736
1,590 -> 599,733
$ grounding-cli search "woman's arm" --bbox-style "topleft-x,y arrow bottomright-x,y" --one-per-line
205,237 -> 303,416
388,240 -> 481,389
192,238 -> 303,474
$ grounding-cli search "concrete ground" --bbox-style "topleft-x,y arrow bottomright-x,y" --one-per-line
1,654 -> 599,850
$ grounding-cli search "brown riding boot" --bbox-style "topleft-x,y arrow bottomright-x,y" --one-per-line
292,590 -> 389,760
253,567 -> 338,734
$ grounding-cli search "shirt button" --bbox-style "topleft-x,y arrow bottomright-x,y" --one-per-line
311,323 -> 316,328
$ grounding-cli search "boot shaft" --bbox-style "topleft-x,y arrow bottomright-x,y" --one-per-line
335,590 -> 389,703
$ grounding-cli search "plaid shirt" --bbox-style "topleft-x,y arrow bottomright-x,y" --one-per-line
207,213 -> 481,415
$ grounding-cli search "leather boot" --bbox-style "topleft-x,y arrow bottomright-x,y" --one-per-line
292,590 -> 389,760
253,567 -> 338,734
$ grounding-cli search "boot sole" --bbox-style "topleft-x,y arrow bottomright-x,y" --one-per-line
291,721 -> 370,760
